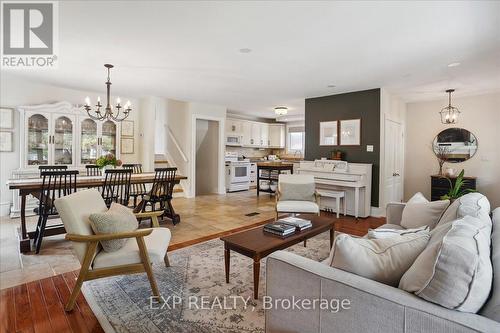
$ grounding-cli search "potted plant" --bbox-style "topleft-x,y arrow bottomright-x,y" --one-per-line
96,153 -> 122,171
440,169 -> 475,202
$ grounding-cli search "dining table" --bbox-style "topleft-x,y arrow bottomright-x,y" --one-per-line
7,172 -> 187,253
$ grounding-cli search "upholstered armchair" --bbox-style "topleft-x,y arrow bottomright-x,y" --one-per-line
54,189 -> 170,311
275,174 -> 320,219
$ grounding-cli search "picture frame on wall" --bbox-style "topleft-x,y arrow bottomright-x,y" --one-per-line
0,131 -> 13,152
121,120 -> 134,137
121,137 -> 134,154
0,107 -> 14,129
319,121 -> 338,146
340,119 -> 361,146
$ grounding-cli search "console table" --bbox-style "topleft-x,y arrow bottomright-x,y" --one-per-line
430,175 -> 477,201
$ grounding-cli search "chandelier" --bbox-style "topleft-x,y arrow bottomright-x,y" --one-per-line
439,89 -> 460,124
83,64 -> 131,122
274,106 -> 288,116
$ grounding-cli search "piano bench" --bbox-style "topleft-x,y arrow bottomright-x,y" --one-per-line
317,190 -> 347,218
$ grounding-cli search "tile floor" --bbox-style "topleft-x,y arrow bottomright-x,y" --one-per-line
0,190 -> 277,290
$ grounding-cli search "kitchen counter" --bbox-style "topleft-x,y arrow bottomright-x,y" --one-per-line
256,161 -> 294,167
256,162 -> 294,196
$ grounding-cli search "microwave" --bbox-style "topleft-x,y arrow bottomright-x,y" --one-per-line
226,134 -> 242,146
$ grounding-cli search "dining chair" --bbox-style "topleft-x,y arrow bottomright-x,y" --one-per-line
38,165 -> 67,176
135,167 -> 179,225
85,164 -> 102,176
54,189 -> 171,312
122,163 -> 148,208
33,170 -> 79,253
101,169 -> 132,208
275,174 -> 321,219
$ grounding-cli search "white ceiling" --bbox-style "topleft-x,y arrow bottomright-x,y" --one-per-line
3,1 -> 500,118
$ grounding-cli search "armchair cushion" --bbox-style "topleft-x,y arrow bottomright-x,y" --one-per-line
276,200 -> 319,214
278,174 -> 316,202
89,203 -> 139,252
92,227 -> 171,269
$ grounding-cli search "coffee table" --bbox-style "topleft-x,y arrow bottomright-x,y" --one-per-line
220,214 -> 335,299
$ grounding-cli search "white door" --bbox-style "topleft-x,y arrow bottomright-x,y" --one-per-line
25,111 -> 50,168
384,119 -> 404,203
52,113 -> 76,167
78,117 -> 99,165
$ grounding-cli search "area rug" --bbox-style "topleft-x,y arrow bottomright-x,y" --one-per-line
82,232 -> 332,333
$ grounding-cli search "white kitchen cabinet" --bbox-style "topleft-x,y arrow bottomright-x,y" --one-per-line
241,121 -> 252,146
226,119 -> 243,134
268,124 -> 285,148
260,123 -> 269,147
20,101 -> 121,169
250,122 -> 261,147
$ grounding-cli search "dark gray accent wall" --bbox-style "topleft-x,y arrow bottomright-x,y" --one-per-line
305,88 -> 380,206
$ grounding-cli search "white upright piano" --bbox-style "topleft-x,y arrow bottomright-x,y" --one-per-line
298,160 -> 372,218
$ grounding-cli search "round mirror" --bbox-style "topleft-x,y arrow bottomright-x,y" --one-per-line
432,128 -> 478,163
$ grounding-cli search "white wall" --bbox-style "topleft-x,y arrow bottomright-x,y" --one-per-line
0,73 -> 140,216
405,92 -> 500,208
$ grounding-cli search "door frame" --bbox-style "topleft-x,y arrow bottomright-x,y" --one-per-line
190,114 -> 226,197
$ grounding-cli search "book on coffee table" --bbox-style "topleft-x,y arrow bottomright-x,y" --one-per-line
278,216 -> 312,231
264,222 -> 296,237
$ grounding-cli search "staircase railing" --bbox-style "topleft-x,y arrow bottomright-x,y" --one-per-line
167,126 -> 188,163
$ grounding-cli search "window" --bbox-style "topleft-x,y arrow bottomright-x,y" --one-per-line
287,125 -> 305,155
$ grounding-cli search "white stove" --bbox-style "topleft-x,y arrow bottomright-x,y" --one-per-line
225,152 -> 250,192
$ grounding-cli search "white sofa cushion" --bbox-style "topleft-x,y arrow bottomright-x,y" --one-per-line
400,193 -> 449,229
327,232 -> 430,286
437,192 -> 491,228
89,203 -> 139,252
92,227 -> 171,269
276,200 -> 319,214
399,215 -> 493,313
480,208 -> 500,322
368,225 -> 429,239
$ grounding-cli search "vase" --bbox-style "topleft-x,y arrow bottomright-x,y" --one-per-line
101,165 -> 115,175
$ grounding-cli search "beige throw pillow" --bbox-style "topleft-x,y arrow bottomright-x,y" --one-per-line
401,193 -> 449,229
328,232 -> 430,286
399,216 -> 493,313
279,182 -> 315,202
89,203 -> 138,252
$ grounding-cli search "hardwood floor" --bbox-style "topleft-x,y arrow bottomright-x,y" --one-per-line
0,191 -> 384,333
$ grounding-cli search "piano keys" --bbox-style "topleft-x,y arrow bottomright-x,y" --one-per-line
297,160 -> 372,218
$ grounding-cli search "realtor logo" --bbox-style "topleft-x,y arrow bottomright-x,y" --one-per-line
1,1 -> 58,68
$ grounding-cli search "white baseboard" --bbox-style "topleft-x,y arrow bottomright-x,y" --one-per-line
370,206 -> 386,218
0,202 -> 11,217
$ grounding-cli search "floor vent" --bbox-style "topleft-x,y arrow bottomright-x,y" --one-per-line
245,212 -> 260,217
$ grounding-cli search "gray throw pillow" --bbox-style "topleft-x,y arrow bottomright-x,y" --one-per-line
89,203 -> 138,252
279,182 -> 315,202
401,193 -> 449,229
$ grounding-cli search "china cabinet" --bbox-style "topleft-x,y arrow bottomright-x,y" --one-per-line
20,101 -> 121,169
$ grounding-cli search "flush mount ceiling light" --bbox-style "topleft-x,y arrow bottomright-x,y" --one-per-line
239,48 -> 252,53
83,64 -> 131,122
447,62 -> 461,67
274,106 -> 288,116
439,89 -> 460,124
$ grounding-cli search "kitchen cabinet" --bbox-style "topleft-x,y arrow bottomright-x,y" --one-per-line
241,121 -> 252,146
260,123 -> 269,147
20,101 -> 121,169
268,124 -> 285,148
250,122 -> 261,147
226,119 -> 243,134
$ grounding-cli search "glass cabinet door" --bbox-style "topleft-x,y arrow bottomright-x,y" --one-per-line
54,116 -> 73,165
101,120 -> 117,156
80,119 -> 98,164
27,114 -> 49,166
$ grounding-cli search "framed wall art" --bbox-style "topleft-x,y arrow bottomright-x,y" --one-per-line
319,121 -> 338,146
0,131 -> 13,152
0,108 -> 14,129
340,119 -> 361,146
121,137 -> 134,154
121,120 -> 134,137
